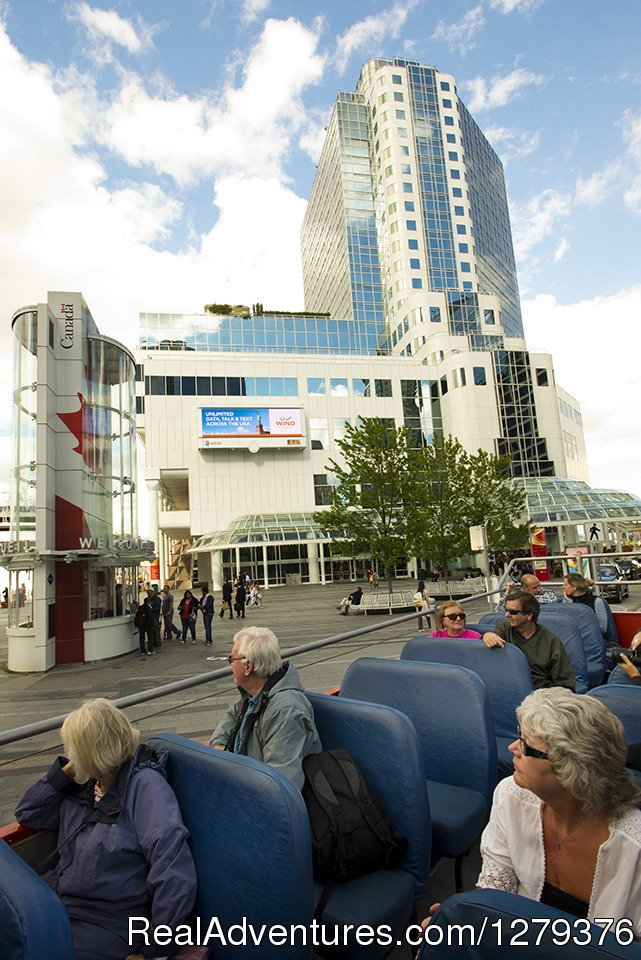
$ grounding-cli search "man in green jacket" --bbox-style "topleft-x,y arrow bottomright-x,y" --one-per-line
483,590 -> 576,691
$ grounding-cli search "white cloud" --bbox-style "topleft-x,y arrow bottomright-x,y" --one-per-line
431,5 -> 486,57
522,288 -> 641,498
510,188 -> 572,258
69,3 -> 157,62
553,237 -> 568,261
484,124 -> 540,163
334,0 -> 420,72
461,66 -> 547,112
489,0 -> 542,13
241,0 -> 271,23
574,161 -> 622,207
100,18 -> 325,185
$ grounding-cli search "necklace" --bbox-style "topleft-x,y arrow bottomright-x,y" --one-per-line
548,809 -> 589,850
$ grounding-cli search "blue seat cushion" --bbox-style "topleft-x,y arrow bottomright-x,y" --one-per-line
586,661 -> 605,686
426,780 -> 487,856
497,737 -> 515,778
629,768 -> 641,789
314,869 -> 416,960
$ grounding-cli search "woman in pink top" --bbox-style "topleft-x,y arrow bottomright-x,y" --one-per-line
431,601 -> 481,639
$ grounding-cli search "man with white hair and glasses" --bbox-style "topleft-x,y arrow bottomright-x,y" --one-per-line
209,626 -> 322,789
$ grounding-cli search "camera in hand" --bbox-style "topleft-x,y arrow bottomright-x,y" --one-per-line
607,645 -> 641,665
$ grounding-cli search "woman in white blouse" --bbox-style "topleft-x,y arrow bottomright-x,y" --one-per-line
423,688 -> 641,936
478,688 -> 641,932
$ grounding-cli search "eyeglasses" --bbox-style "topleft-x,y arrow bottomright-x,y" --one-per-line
505,607 -> 524,616
517,727 -> 549,761
444,613 -> 466,621
227,655 -> 247,664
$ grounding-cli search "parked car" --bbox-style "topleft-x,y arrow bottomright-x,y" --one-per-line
598,563 -> 630,602
617,558 -> 641,580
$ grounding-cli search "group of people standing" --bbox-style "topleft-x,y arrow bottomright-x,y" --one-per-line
134,578 -> 262,655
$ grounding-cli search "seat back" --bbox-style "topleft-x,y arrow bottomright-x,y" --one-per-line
539,605 -> 605,686
148,733 -> 313,960
0,838 -> 74,960
401,636 -> 532,740
305,690 -> 430,896
479,612 -> 505,628
422,889 -> 641,959
340,658 -> 497,807
586,686 -> 641,742
527,612 -> 589,693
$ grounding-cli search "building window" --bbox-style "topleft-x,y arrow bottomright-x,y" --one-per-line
393,91 -> 404,101
409,258 -> 420,269
456,224 -> 467,235
446,133 -> 456,143
453,368 -> 466,388
149,376 -> 165,395
454,205 -> 464,216
211,376 -> 225,395
307,377 -> 326,396
483,309 -> 496,325
390,221 -> 399,233
473,366 -> 487,385
460,262 -> 471,272
227,376 -> 241,396
400,144 -> 409,155
284,378 -> 298,396
392,74 -> 402,84
452,187 -> 463,197
388,201 -> 398,214
440,375 -> 448,395
375,379 -> 393,398
353,377 -> 370,397
136,396 -> 145,414
448,151 -> 458,161
397,127 -> 408,137
536,368 -> 549,386
458,243 -> 469,253
444,116 -> 454,126
430,306 -> 441,323
313,474 -> 334,506
411,278 -> 423,289
401,164 -> 411,174
450,169 -> 461,179
406,220 -> 417,230
440,81 -> 450,91
395,110 -> 406,120
403,182 -> 413,193
404,201 -> 415,211
385,164 -> 394,177
443,99 -> 452,108
330,378 -> 349,397
310,418 -> 329,449
181,376 -> 196,396
462,281 -> 473,291
135,364 -> 143,382
333,418 -> 349,441
197,376 -> 211,395
408,238 -> 419,249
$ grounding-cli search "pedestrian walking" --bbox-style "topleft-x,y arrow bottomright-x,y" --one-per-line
200,585 -> 214,647
134,597 -> 155,657
235,582 -> 246,619
147,587 -> 162,649
161,584 -> 181,640
219,578 -> 234,619
178,589 -> 199,644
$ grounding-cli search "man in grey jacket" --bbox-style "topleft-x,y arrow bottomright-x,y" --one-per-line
209,626 -> 322,789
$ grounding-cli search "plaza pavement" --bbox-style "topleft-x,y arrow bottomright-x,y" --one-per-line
0,580 -> 491,825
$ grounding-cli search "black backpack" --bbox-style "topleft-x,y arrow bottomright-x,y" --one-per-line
302,749 -> 408,888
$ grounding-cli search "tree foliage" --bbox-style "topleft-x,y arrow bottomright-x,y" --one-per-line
314,422 -> 529,582
312,418 -> 413,591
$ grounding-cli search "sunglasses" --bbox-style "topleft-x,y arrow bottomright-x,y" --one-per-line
444,612 -> 466,621
505,608 -> 524,616
517,727 -> 549,761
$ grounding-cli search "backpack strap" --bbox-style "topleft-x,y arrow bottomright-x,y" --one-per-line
336,754 -> 400,859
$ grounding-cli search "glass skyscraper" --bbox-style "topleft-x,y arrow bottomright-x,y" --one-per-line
301,58 -> 555,477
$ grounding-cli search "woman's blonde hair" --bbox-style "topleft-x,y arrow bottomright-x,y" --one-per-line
517,688 -> 640,820
437,601 -> 465,629
563,573 -> 594,592
61,698 -> 140,783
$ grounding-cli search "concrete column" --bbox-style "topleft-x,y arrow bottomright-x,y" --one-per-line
211,550 -> 223,592
307,541 -> 319,583
146,480 -> 160,563
319,542 -> 326,585
262,544 -> 268,588
234,546 -> 240,578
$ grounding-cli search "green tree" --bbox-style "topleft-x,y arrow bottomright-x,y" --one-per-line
406,436 -> 472,576
466,449 -> 529,556
312,417 -> 413,595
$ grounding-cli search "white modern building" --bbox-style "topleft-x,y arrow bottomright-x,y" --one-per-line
134,58 -> 641,590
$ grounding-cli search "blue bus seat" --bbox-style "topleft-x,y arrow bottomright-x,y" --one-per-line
539,604 -> 605,686
420,889 -> 641,959
148,733 -> 313,960
0,836 -> 75,960
339,658 -> 496,892
586,686 -> 641,789
305,691 -> 430,960
401,636 -> 532,778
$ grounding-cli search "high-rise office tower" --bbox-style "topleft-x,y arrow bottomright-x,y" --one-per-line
302,58 -> 554,477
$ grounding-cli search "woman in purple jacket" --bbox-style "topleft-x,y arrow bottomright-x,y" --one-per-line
16,698 -> 197,960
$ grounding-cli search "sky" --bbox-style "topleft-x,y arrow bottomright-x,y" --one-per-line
1,0 -> 640,507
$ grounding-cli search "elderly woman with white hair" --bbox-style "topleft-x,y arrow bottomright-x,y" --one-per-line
477,688 -> 641,933
16,698 -> 197,960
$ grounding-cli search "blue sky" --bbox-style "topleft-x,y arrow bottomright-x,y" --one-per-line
1,0 -> 640,499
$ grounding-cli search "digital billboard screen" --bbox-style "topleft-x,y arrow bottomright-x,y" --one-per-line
200,407 -> 303,439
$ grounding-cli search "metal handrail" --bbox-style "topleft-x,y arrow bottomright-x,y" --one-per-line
0,607 -> 434,747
